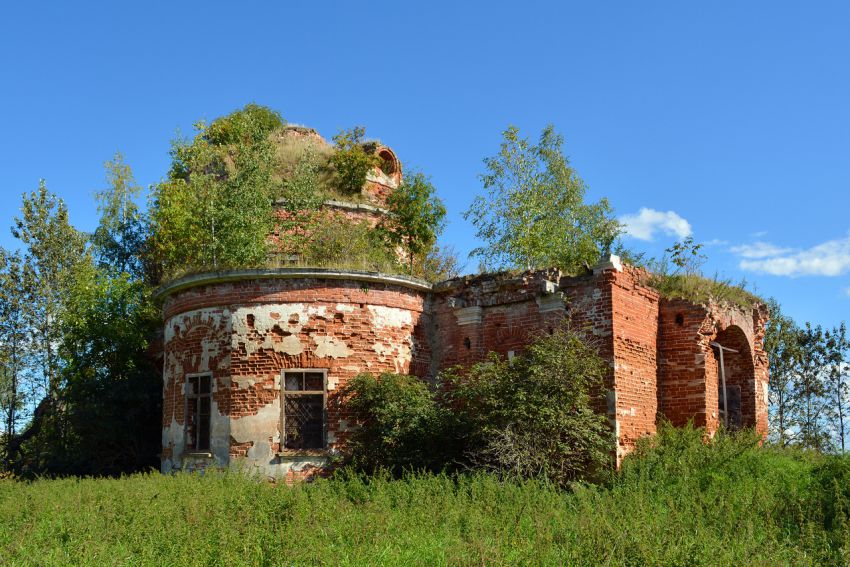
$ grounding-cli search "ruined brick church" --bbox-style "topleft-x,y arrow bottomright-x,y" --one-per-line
156,128 -> 769,479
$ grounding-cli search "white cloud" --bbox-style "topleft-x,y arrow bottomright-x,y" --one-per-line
730,241 -> 795,259
619,208 -> 692,241
704,238 -> 729,247
735,231 -> 850,277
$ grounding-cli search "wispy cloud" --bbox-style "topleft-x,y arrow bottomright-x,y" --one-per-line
845,287 -> 850,298
734,231 -> 850,277
730,241 -> 795,259
619,208 -> 692,241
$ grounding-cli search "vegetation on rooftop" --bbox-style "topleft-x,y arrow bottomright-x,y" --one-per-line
147,105 -> 453,284
465,124 -> 621,275
639,236 -> 764,309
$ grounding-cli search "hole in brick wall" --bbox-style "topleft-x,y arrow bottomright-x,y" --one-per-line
334,313 -> 344,321
246,314 -> 255,328
675,313 -> 685,326
360,303 -> 365,309
548,327 -> 554,335
464,337 -> 471,350
289,314 -> 300,325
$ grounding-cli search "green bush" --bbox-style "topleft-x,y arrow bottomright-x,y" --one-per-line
330,126 -> 379,195
339,373 -> 457,473
342,325 -> 612,485
442,324 -> 613,485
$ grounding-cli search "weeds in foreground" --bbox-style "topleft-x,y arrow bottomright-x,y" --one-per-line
1,426 -> 849,565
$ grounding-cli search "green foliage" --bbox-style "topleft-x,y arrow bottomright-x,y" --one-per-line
643,238 -> 763,309
465,125 -> 620,272
11,183 -> 87,399
340,373 -> 454,473
0,249 -> 31,467
55,266 -> 161,475
343,326 -> 611,484
419,244 -> 462,282
204,103 -> 283,146
91,152 -> 146,278
278,144 -> 325,211
825,323 -> 850,452
2,161 -> 162,477
795,323 -> 833,452
380,171 -> 447,274
148,104 -> 282,281
331,126 -> 379,195
4,432 -> 850,564
442,324 -> 613,484
665,235 -> 707,275
296,216 -> 401,273
766,298 -> 803,446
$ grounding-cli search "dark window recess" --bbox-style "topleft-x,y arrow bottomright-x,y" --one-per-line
283,371 -> 326,450
718,384 -> 742,429
186,374 -> 212,451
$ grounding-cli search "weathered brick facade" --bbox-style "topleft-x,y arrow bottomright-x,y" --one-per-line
158,132 -> 768,477
157,258 -> 769,478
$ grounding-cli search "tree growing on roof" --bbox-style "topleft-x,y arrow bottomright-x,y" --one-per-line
380,170 -> 447,275
464,125 -> 620,273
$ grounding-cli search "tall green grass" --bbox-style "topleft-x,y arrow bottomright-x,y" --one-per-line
2,426 -> 848,566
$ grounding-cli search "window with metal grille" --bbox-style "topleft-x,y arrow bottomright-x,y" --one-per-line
185,374 -> 212,452
282,370 -> 326,450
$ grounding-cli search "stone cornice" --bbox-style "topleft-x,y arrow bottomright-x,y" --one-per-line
153,268 -> 433,300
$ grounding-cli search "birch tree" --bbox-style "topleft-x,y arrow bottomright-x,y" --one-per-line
465,125 -> 620,273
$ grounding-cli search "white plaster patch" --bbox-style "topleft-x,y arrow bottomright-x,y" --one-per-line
313,335 -> 352,358
336,304 -> 356,313
327,375 -> 340,391
233,304 -> 322,358
230,399 -> 281,445
368,305 -> 413,328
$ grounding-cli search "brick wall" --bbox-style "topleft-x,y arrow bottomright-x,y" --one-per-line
158,262 -> 770,477
658,298 -> 769,438
160,275 -> 429,478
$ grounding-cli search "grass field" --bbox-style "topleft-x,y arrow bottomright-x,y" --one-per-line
2,427 -> 849,566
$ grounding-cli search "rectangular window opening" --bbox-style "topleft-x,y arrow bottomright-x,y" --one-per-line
186,374 -> 212,452
282,370 -> 327,451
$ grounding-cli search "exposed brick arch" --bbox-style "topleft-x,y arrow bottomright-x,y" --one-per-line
709,325 -> 756,429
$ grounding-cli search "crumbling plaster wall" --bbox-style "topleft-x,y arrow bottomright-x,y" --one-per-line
161,275 -> 428,480
161,307 -> 232,473
159,262 -> 770,477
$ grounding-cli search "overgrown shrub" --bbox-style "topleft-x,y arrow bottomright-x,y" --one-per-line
148,104 -> 282,280
339,373 -> 457,473
331,126 -> 379,195
342,325 -> 613,484
278,145 -> 325,212
442,324 -> 613,484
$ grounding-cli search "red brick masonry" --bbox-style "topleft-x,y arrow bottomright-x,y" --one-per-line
157,259 -> 768,478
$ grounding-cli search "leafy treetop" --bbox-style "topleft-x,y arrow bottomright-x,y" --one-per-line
465,125 -> 620,273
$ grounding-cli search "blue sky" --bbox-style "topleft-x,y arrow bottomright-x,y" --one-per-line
1,1 -> 848,328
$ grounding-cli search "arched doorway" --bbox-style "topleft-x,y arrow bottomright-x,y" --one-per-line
710,325 -> 756,429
